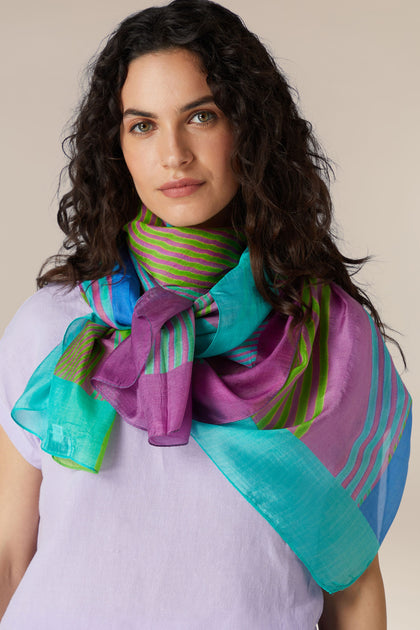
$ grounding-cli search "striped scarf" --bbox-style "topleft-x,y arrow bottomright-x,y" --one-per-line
11,207 -> 411,594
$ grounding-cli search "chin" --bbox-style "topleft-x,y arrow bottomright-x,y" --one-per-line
163,208 -> 233,230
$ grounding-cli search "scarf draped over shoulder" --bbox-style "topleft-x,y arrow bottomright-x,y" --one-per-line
12,206 -> 412,594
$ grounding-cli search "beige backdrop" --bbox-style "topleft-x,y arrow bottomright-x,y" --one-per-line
0,0 -> 418,626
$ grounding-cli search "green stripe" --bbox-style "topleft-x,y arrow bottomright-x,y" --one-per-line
56,333 -> 95,373
294,285 -> 330,438
293,361 -> 313,438
256,392 -> 288,430
256,281 -> 324,432
292,284 -> 330,439
312,285 -> 330,418
71,345 -> 105,384
256,331 -> 311,429
55,325 -> 106,381
292,316 -> 316,435
131,223 -> 241,258
275,381 -> 298,429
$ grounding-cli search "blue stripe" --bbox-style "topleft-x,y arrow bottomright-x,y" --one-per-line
360,408 -> 411,543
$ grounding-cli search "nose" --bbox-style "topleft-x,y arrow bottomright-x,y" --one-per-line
158,127 -> 193,169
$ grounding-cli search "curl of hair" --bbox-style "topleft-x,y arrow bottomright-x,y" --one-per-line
38,0 -> 395,350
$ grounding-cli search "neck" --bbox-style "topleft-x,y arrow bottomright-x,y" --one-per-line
125,204 -> 246,297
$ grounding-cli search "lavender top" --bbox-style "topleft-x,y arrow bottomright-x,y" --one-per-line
0,286 -> 322,629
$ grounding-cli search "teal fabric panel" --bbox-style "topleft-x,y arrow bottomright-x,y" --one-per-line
191,417 -> 379,593
11,315 -> 115,471
200,249 -> 271,357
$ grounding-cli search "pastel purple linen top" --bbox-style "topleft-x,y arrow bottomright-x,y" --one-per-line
0,286 -> 323,629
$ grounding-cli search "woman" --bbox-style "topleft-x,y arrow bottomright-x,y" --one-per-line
0,0 -> 411,627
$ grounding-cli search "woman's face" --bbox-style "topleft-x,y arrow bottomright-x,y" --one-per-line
120,48 -> 239,228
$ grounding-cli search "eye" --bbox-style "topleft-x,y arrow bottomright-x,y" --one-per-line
190,110 -> 216,124
130,121 -> 154,134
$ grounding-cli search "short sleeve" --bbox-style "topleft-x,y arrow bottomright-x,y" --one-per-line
0,397 -> 42,468
0,284 -> 91,468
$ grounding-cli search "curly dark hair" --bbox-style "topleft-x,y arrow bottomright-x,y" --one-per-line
38,0 -> 389,340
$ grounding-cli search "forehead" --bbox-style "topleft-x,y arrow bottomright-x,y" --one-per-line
120,49 -> 209,109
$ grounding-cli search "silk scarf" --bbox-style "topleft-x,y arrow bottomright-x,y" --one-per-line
12,207 -> 412,593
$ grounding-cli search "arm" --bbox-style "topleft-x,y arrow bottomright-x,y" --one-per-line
318,554 -> 386,630
0,425 -> 42,620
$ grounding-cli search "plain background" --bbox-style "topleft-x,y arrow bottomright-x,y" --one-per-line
0,0 -> 418,626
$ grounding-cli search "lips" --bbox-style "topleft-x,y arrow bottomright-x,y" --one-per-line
158,178 -> 205,198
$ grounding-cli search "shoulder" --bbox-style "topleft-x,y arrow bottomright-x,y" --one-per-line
2,283 -> 90,349
0,284 -> 91,407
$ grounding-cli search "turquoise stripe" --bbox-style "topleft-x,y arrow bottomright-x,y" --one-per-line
226,348 -> 258,366
135,259 -> 155,290
159,324 -> 168,373
336,315 -> 379,486
345,335 -> 392,496
181,310 -> 195,362
172,316 -> 182,369
144,345 -> 155,375
82,282 -> 94,307
191,417 -> 378,593
98,277 -> 114,323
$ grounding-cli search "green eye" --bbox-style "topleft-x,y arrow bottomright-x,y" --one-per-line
132,121 -> 153,134
191,111 -> 216,124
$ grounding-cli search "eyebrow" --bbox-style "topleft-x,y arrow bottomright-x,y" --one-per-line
122,95 -> 216,119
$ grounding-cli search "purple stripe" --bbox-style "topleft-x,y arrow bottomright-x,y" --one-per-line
304,334 -> 321,422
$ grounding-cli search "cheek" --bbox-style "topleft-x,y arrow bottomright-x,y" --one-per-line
206,133 -> 235,176
122,147 -> 150,187
215,136 -> 237,188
